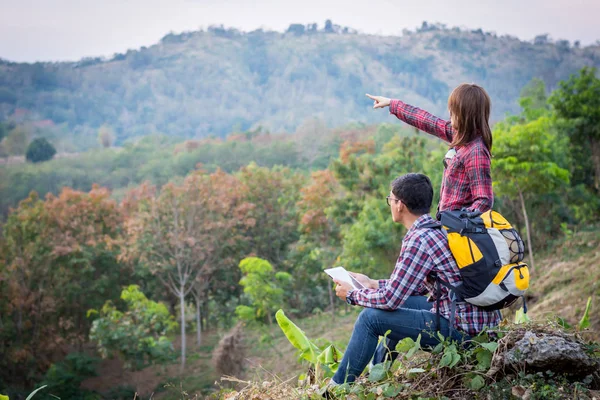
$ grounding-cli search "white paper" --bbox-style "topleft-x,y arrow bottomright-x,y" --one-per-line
324,266 -> 365,289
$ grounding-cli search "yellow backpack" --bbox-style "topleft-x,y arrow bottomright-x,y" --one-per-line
426,209 -> 530,310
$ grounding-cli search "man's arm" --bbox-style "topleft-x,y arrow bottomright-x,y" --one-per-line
347,235 -> 433,310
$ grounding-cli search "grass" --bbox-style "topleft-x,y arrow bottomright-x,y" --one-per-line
239,307 -> 361,384
528,227 -> 600,341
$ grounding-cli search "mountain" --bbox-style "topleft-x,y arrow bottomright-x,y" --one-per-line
0,23 -> 599,149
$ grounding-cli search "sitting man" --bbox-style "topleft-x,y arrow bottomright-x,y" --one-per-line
332,173 -> 501,385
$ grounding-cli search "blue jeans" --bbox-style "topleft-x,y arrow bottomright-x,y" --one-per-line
332,296 -> 469,384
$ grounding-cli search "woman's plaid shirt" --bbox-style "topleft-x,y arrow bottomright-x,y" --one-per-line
347,214 -> 501,336
389,100 -> 493,213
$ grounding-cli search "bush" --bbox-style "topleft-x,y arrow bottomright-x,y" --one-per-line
25,138 -> 56,163
88,285 -> 178,370
41,353 -> 100,400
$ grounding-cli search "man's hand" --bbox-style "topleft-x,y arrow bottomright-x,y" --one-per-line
334,280 -> 353,301
349,272 -> 378,289
366,94 -> 391,109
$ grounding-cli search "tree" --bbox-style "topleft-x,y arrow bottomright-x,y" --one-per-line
3,126 -> 29,155
492,116 -> 570,272
235,257 -> 291,326
123,170 -> 252,370
88,285 -> 178,370
549,67 -> 600,193
236,164 -> 304,266
26,137 -> 56,163
0,186 -> 126,386
293,169 -> 342,315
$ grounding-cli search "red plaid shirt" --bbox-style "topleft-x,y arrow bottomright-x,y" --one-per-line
347,214 -> 501,336
389,100 -> 493,213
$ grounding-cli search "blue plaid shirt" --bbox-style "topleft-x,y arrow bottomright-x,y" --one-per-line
347,214 -> 501,336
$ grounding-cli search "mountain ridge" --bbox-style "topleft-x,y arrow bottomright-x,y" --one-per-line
0,23 -> 599,149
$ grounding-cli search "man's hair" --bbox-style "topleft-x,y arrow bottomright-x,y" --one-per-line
391,173 -> 433,215
447,83 -> 492,153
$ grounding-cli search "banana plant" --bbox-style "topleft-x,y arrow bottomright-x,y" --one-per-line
275,309 -> 343,378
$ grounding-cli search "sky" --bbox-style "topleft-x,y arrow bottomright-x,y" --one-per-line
1,0 -> 599,63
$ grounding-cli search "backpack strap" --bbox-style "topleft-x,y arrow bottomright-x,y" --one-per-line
424,220 -> 460,338
421,221 -> 442,230
432,273 -> 459,336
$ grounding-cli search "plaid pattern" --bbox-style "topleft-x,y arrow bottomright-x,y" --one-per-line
389,100 -> 493,213
347,214 -> 501,336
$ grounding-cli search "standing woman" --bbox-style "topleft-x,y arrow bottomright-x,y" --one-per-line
367,84 -> 494,214
364,85 -> 496,367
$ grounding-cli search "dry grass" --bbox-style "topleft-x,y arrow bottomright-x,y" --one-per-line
528,229 -> 600,340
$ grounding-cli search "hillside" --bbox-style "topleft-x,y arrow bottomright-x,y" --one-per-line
1,23 -> 599,149
81,229 -> 599,399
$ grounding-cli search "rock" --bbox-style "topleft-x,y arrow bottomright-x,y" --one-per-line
504,331 -> 599,376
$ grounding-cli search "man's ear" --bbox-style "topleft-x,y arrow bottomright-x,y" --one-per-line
396,200 -> 404,213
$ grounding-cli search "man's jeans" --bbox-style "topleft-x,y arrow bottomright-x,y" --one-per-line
332,296 -> 469,384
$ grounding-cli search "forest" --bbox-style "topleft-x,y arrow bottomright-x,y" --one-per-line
1,65 -> 599,398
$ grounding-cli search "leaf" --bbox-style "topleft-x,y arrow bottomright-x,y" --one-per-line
0,395 -> 9,400
406,334 -> 422,358
578,297 -> 592,331
317,345 -> 343,366
368,363 -> 388,382
439,351 -> 453,368
512,385 -> 527,398
395,337 -> 415,353
449,352 -> 461,368
476,349 -> 492,371
467,375 -> 486,391
275,309 -> 319,364
26,386 -> 47,400
514,307 -> 531,324
382,385 -> 403,397
480,342 -> 498,353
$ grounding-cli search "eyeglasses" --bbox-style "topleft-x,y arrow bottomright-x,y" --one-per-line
386,196 -> 400,207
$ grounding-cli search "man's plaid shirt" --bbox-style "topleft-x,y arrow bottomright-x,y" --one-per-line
347,214 -> 501,336
389,100 -> 493,213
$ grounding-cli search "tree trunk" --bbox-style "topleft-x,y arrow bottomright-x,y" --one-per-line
195,299 -> 202,347
202,303 -> 208,331
518,189 -> 535,273
327,282 -> 335,317
179,287 -> 186,372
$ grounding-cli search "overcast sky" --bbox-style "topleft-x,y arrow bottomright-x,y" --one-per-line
2,0 -> 599,63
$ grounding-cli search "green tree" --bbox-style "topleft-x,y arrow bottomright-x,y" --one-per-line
549,66 -> 600,193
492,116 -> 570,271
26,137 -> 56,163
3,126 -> 29,155
88,285 -> 178,370
235,257 -> 292,326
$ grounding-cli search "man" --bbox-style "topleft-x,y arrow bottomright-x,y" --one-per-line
331,173 -> 501,385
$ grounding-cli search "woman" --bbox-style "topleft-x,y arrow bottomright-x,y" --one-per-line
367,83 -> 494,214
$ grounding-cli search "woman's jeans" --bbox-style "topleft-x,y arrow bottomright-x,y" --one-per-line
332,296 -> 470,384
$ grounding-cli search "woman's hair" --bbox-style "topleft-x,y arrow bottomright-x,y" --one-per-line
447,83 -> 492,152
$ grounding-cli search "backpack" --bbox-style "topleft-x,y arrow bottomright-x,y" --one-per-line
424,210 -> 530,327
